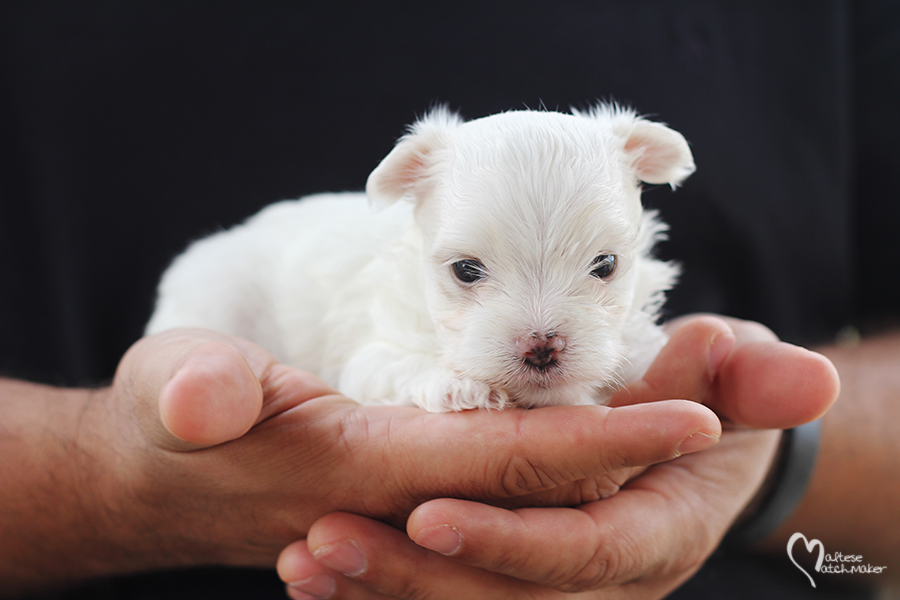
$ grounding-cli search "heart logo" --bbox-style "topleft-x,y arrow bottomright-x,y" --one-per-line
787,532 -> 825,588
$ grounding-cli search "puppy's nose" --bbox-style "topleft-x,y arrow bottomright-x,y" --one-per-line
518,333 -> 566,370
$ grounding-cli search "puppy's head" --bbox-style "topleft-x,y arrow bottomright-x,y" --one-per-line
367,105 -> 693,407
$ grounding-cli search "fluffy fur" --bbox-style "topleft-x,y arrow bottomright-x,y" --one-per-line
146,104 -> 694,411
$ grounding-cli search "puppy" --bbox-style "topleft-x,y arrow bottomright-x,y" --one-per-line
146,104 -> 694,411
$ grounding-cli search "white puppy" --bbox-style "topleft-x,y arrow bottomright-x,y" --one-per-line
146,105 -> 694,412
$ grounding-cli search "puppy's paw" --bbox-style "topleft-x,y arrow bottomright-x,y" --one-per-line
420,374 -> 510,412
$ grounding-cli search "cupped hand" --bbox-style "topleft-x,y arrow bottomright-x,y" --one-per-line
277,316 -> 839,599
88,326 -> 721,572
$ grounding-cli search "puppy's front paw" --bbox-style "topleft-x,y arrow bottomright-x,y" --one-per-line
420,374 -> 510,412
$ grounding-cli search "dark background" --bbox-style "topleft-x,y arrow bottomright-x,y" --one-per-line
1,1 -> 896,598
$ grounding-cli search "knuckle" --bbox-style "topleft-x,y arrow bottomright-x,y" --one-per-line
553,525 -> 645,593
390,578 -> 436,600
557,560 -> 611,592
492,412 -> 565,497
556,544 -> 619,592
498,455 -> 558,496
571,474 -> 627,504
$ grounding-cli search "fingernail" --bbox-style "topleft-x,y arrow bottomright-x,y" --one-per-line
313,540 -> 367,577
414,525 -> 462,556
708,333 -> 735,378
286,588 -> 317,600
287,574 -> 336,600
676,432 -> 719,456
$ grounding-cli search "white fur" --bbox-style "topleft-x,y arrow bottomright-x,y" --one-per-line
146,105 -> 694,411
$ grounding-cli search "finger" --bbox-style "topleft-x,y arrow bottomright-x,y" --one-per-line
305,511 -> 678,600
400,399 -> 720,501
665,315 -> 840,428
407,498 -> 694,595
712,341 -> 839,428
278,539 -> 394,600
408,431 -> 779,593
278,540 -> 336,600
608,315 -> 735,408
409,499 -> 631,592
304,512 -> 549,600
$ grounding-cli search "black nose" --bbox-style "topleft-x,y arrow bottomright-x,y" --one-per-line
523,343 -> 559,370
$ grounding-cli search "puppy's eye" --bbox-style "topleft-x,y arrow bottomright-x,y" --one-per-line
590,254 -> 617,279
451,259 -> 486,284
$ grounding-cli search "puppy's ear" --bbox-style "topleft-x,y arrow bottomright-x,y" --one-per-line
366,106 -> 461,210
622,119 -> 695,187
582,104 -> 696,188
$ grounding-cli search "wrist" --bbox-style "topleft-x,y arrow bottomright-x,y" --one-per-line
74,385 -> 180,574
0,380 -> 186,596
0,382 -> 124,593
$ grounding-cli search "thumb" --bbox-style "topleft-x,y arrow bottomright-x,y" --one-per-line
608,315 -> 735,408
114,328 -> 277,451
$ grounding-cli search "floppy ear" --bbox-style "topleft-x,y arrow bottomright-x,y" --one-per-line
366,106 -> 461,211
580,104 -> 695,188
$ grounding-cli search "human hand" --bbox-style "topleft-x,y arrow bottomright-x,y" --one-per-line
277,316 -> 839,599
81,327 -> 721,572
